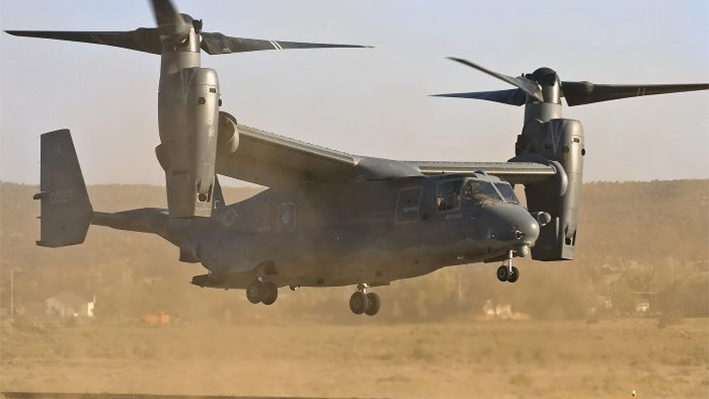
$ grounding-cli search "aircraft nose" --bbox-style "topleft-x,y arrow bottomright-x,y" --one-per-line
485,204 -> 540,247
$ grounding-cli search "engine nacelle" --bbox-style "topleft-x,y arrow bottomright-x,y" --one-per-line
157,67 -> 220,218
516,118 -> 585,261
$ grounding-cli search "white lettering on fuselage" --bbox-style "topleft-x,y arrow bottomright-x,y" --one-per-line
445,213 -> 463,221
168,218 -> 193,229
48,189 -> 73,205
217,208 -> 241,227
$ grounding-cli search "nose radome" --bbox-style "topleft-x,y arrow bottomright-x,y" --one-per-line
517,211 -> 540,245
486,204 -> 540,245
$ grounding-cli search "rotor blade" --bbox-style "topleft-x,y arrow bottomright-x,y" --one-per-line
5,29 -> 162,54
562,81 -> 709,106
200,32 -> 371,55
432,89 -> 526,106
150,0 -> 191,42
447,57 -> 544,102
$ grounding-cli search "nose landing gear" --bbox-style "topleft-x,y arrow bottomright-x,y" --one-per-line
497,250 -> 519,283
246,280 -> 279,305
349,284 -> 381,316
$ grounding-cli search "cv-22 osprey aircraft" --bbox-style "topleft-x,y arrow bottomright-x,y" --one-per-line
8,1 -> 708,315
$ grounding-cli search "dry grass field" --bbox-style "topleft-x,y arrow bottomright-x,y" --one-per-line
1,318 -> 707,399
1,181 -> 707,398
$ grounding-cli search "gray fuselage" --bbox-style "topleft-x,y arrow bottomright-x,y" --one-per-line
155,173 -> 540,290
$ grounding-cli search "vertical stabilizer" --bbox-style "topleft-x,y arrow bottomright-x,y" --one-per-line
34,129 -> 93,247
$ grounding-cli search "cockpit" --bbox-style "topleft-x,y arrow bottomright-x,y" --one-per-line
436,177 -> 520,212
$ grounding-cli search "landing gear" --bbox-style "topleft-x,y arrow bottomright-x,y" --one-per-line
246,281 -> 263,304
261,282 -> 278,305
497,250 -> 520,283
349,291 -> 368,315
508,266 -> 519,283
496,265 -> 520,282
365,292 -> 381,316
246,281 -> 279,305
349,284 -> 381,316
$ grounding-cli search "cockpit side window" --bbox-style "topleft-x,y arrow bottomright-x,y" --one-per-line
463,180 -> 502,206
494,182 -> 520,204
436,179 -> 464,212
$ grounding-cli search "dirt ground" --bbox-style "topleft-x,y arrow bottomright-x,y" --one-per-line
1,318 -> 707,399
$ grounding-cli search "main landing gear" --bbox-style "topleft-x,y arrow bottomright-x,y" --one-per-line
246,280 -> 278,305
496,250 -> 519,283
349,284 -> 380,316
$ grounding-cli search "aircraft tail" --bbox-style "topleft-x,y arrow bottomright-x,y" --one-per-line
34,129 -> 93,247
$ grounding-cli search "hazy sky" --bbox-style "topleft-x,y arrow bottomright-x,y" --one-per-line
1,0 -> 708,186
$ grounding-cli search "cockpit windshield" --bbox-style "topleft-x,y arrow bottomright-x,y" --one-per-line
494,182 -> 520,204
463,180 -> 502,205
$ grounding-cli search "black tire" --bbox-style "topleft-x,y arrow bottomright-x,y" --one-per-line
507,266 -> 519,283
261,282 -> 278,305
496,265 -> 509,282
365,292 -> 381,316
246,282 -> 263,304
349,291 -> 369,315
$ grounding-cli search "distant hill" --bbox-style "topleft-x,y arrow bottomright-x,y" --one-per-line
577,180 -> 708,264
1,180 -> 706,321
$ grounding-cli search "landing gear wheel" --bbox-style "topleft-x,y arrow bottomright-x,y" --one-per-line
246,282 -> 263,304
261,281 -> 278,305
261,282 -> 278,305
349,291 -> 369,315
507,266 -> 520,283
496,265 -> 509,282
365,292 -> 381,316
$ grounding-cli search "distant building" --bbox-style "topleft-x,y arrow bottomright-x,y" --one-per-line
632,291 -> 658,314
596,295 -> 613,309
482,299 -> 529,320
483,300 -> 512,318
635,301 -> 651,313
46,291 -> 95,318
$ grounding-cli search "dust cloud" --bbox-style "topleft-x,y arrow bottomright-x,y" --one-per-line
1,180 -> 707,399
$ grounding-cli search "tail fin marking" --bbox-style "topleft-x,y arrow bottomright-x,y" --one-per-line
35,129 -> 93,247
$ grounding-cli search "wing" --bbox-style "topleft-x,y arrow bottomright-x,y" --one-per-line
216,124 -> 355,187
216,125 -> 555,187
216,125 -> 424,188
403,161 -> 557,185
